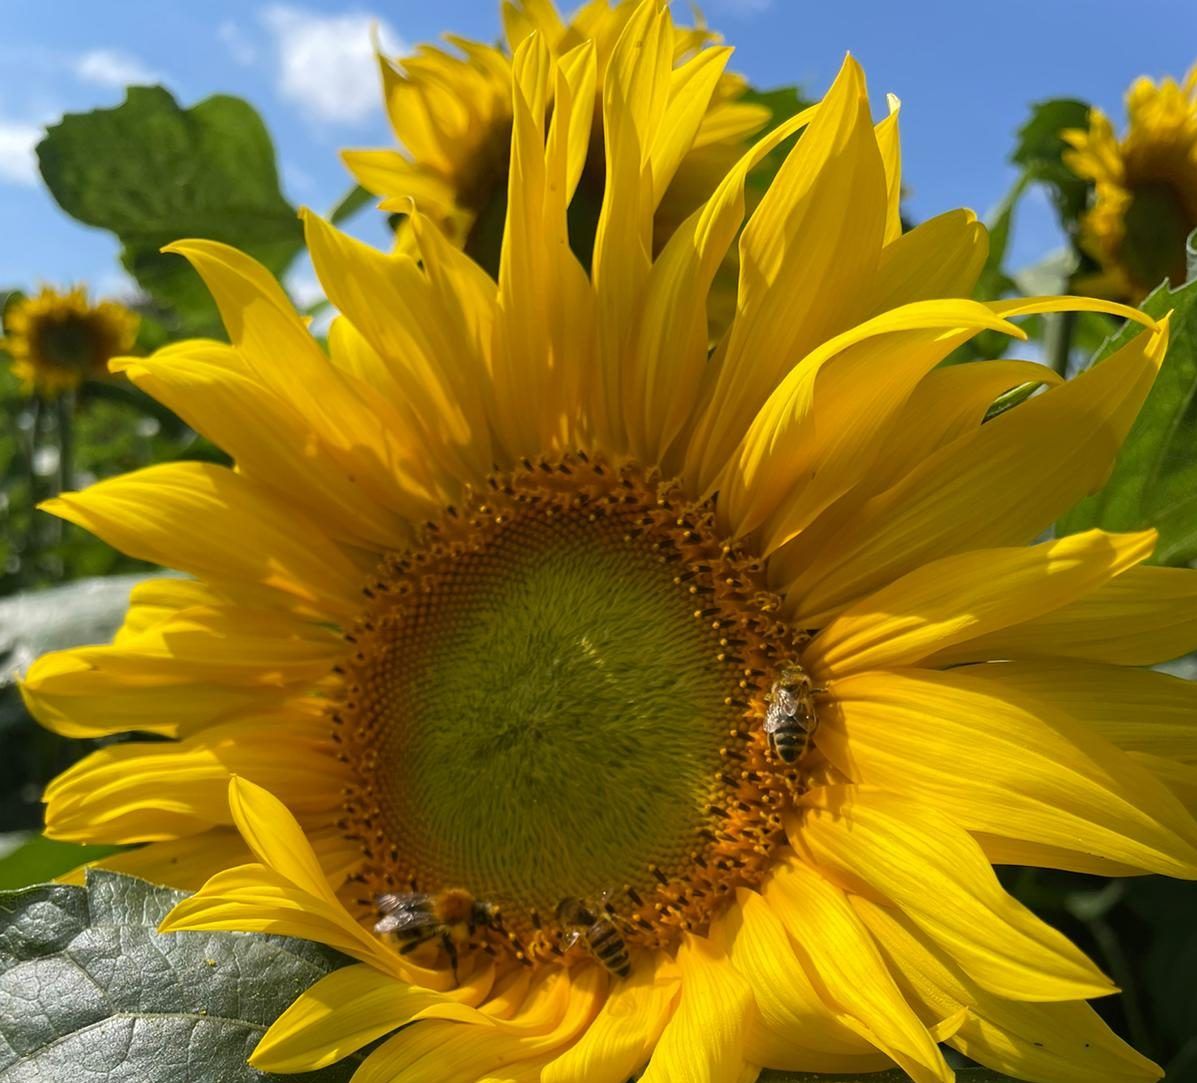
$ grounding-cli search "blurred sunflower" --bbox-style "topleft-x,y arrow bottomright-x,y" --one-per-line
1,285 -> 138,397
1064,63 -> 1197,302
341,0 -> 774,268
20,8 -> 1197,1083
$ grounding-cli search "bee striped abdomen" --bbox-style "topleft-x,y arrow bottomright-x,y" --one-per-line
588,918 -> 632,977
763,667 -> 817,765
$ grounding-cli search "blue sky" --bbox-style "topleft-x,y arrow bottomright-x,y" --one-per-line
1,0 -> 1194,303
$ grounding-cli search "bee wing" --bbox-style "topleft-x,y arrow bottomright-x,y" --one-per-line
376,891 -> 430,912
762,700 -> 789,734
375,907 -> 435,935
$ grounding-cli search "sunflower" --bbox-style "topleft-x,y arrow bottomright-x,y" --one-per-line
21,10 -> 1197,1083
1,285 -> 138,397
341,0 -> 774,271
1064,63 -> 1197,302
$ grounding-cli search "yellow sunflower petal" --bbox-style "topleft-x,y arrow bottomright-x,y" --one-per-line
868,358 -> 1059,488
541,953 -> 679,1083
804,529 -> 1156,676
113,344 -> 419,550
725,887 -> 885,1070
352,966 -> 605,1083
874,94 -> 903,243
718,885 -> 880,1067
20,647 -> 289,739
866,208 -> 988,313
43,715 -> 342,844
792,786 -> 1114,1001
302,210 -> 493,484
638,928 -> 755,1083
249,962 -> 491,1072
926,565 -> 1197,666
816,669 -> 1197,878
627,104 -> 816,465
56,828 -> 251,892
961,660 -> 1197,762
40,462 -> 365,620
160,781 -> 409,982
763,864 -> 953,1083
685,54 -> 887,493
718,299 -> 1022,547
650,46 -> 734,207
592,1 -> 673,451
785,311 -> 1168,624
856,898 -> 1163,1083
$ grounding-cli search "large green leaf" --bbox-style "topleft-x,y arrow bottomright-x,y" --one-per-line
0,871 -> 358,1081
1057,276 -> 1197,563
36,87 -> 302,329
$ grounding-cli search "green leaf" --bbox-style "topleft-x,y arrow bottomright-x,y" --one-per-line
329,183 -> 375,226
1057,277 -> 1197,563
37,87 -> 302,329
0,871 -> 358,1081
0,833 -> 121,891
1011,97 -> 1093,228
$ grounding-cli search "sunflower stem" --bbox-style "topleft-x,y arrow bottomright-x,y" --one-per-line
1046,309 -> 1076,377
56,391 -> 75,498
1088,913 -> 1153,1058
19,396 -> 46,585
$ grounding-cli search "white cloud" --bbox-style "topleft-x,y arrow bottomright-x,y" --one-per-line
218,20 -> 257,67
0,119 -> 41,186
74,48 -> 161,88
261,5 -> 403,124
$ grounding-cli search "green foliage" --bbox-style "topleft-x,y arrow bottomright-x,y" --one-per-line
1012,97 -> 1093,230
0,871 -> 359,1081
37,86 -> 302,332
0,833 -> 119,891
329,183 -> 375,225
1057,276 -> 1197,563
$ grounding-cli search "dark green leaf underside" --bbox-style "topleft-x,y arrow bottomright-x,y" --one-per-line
0,870 -> 356,1081
36,86 -> 302,329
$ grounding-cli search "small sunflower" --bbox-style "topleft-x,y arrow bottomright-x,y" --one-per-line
22,10 -> 1197,1083
341,0 -> 774,269
1064,63 -> 1197,302
1,285 -> 138,397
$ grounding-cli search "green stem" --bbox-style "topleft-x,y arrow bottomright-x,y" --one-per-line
20,397 -> 44,585
1088,915 -> 1153,1058
56,391 -> 75,497
1047,310 -> 1077,377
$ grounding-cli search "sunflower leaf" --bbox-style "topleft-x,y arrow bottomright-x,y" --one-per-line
1011,97 -> 1092,228
0,870 -> 358,1081
1056,276 -> 1197,564
36,87 -> 302,332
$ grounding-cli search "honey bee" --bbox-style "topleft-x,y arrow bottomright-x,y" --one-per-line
556,896 -> 631,978
374,888 -> 500,982
763,665 -> 818,764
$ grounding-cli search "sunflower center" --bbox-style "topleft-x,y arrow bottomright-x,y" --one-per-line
335,454 -> 810,965
34,315 -> 100,373
1122,179 -> 1194,289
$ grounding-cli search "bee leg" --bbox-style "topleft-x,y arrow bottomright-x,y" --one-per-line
398,931 -> 437,955
442,931 -> 460,986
